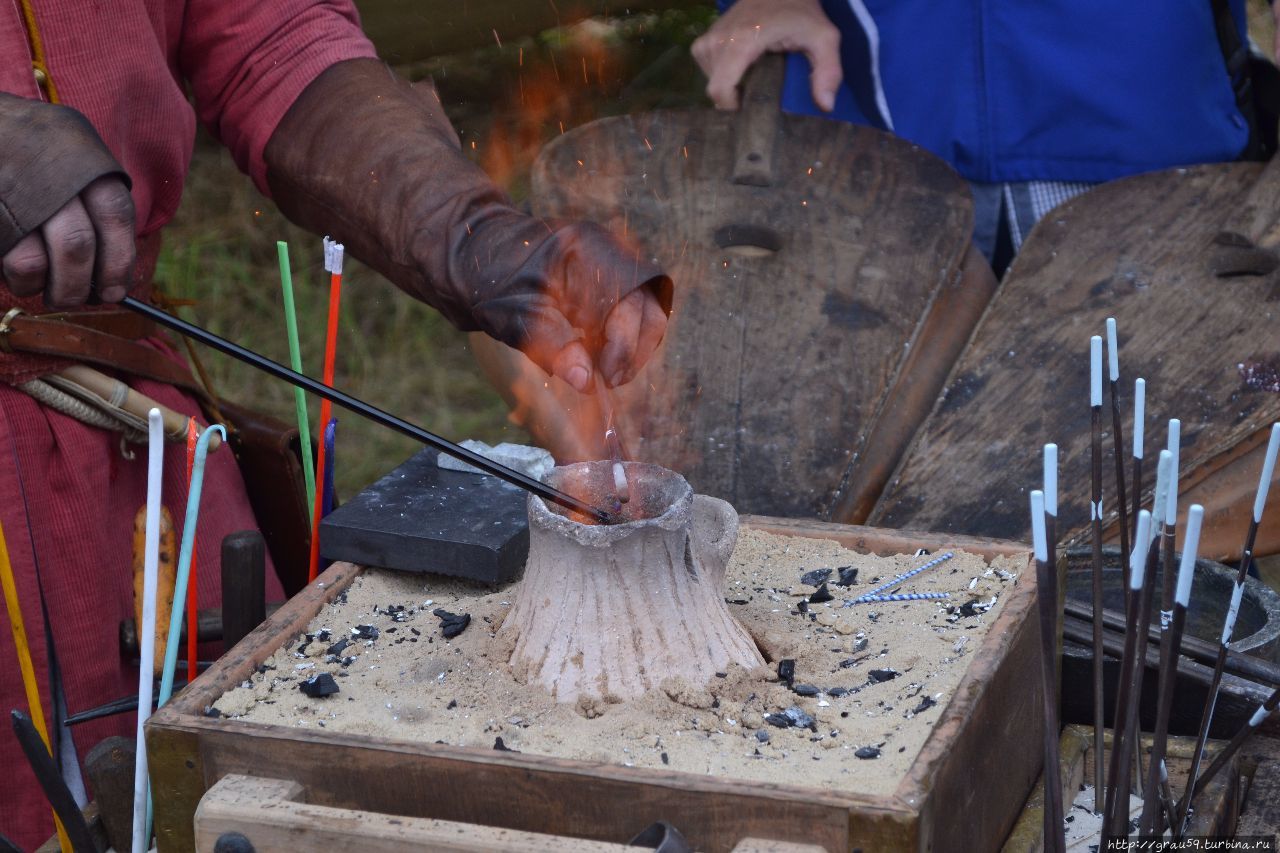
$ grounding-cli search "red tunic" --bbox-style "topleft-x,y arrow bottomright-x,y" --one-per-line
0,1 -> 375,845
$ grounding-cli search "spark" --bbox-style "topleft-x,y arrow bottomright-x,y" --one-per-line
643,137 -> 653,151
492,28 -> 502,48
582,57 -> 588,85
682,146 -> 689,159
519,47 -> 523,67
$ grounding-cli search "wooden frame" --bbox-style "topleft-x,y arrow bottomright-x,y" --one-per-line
148,519 -> 1040,852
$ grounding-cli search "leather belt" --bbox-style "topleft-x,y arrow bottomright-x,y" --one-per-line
0,307 -> 199,394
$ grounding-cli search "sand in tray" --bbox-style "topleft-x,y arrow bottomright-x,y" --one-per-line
215,529 -> 1022,796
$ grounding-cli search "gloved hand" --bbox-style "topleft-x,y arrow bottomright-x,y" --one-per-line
264,59 -> 671,392
0,93 -> 135,308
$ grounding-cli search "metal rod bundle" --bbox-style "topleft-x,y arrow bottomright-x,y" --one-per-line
1088,334 -> 1107,811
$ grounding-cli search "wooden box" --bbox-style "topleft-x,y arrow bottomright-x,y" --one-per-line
147,519 -> 1041,852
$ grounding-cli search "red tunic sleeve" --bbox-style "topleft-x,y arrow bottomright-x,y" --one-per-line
178,0 -> 378,194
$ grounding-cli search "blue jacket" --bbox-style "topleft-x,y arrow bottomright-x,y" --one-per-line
755,1 -> 1250,183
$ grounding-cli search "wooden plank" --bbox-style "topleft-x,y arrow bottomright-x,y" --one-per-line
872,163 -> 1280,549
483,103 -> 975,522
195,774 -> 642,852
150,524 -> 1036,853
354,0 -> 698,64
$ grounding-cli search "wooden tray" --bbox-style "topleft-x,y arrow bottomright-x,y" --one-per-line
147,519 -> 1040,852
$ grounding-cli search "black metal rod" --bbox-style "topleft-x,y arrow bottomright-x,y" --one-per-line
123,297 -> 611,523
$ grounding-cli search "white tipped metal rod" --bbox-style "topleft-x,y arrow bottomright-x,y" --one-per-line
1184,686 -> 1280,820
1140,504 -> 1203,837
1088,335 -> 1107,812
1178,421 -> 1279,832
1161,420 -> 1182,620
1106,319 -> 1132,581
132,410 -> 163,853
1101,510 -> 1152,841
1031,491 -> 1066,853
1130,379 -> 1146,547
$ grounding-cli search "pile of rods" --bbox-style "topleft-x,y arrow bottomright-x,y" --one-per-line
1030,317 -> 1280,849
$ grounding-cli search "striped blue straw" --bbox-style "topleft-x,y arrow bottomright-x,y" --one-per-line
853,592 -> 951,604
851,552 -> 954,603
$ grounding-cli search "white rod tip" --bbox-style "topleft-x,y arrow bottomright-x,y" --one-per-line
1090,336 -> 1103,406
1031,490 -> 1047,563
1175,505 -> 1203,606
1255,422 -> 1280,523
1131,510 -> 1152,588
1166,419 -> 1181,525
1105,318 -> 1119,381
1133,379 -> 1146,459
1043,444 -> 1058,516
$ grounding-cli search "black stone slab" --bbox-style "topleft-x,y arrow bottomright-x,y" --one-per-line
319,449 -> 529,583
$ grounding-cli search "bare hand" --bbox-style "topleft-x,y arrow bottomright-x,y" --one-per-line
691,0 -> 842,111
552,285 -> 668,392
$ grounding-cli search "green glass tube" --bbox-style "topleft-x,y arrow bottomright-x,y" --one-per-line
278,241 -> 316,520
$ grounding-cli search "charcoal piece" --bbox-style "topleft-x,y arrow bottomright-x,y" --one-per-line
796,600 -> 808,614
410,627 -> 421,636
911,696 -> 937,715
777,659 -> 796,686
324,637 -> 351,657
827,687 -> 849,697
764,713 -> 792,728
316,629 -> 332,642
433,608 -> 471,639
298,673 -> 339,698
660,752 -> 670,765
867,669 -> 900,684
340,656 -> 356,667
838,658 -> 858,669
956,598 -> 982,619
852,636 -> 869,653
792,684 -> 819,697
808,582 -> 834,604
493,737 -> 517,752
835,566 -> 858,586
782,706 -> 814,729
855,746 -> 881,760
352,625 -> 379,641
755,729 -> 770,743
725,598 -> 749,605
800,568 -> 832,587
203,706 -> 222,718
446,699 -> 457,709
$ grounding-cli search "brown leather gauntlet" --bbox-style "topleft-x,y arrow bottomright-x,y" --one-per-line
264,59 -> 671,374
0,93 -> 131,256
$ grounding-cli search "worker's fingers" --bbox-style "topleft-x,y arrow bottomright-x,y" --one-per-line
81,176 -> 136,303
1,231 -> 50,298
551,340 -> 594,393
621,287 -> 669,387
599,288 -> 645,388
41,196 -> 96,308
703,41 -> 767,110
802,24 -> 843,112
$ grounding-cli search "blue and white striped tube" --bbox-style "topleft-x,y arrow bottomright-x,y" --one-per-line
852,552 -> 954,602
852,592 -> 951,604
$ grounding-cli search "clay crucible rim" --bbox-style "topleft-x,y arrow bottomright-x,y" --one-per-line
527,461 -> 693,547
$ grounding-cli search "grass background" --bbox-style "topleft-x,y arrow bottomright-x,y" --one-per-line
155,2 -> 1278,501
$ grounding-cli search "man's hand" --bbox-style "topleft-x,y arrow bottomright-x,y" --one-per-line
553,285 -> 669,392
0,94 -> 135,308
691,0 -> 842,111
2,176 -> 135,308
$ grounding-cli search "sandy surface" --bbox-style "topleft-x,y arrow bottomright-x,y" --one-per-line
215,529 -> 1022,796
